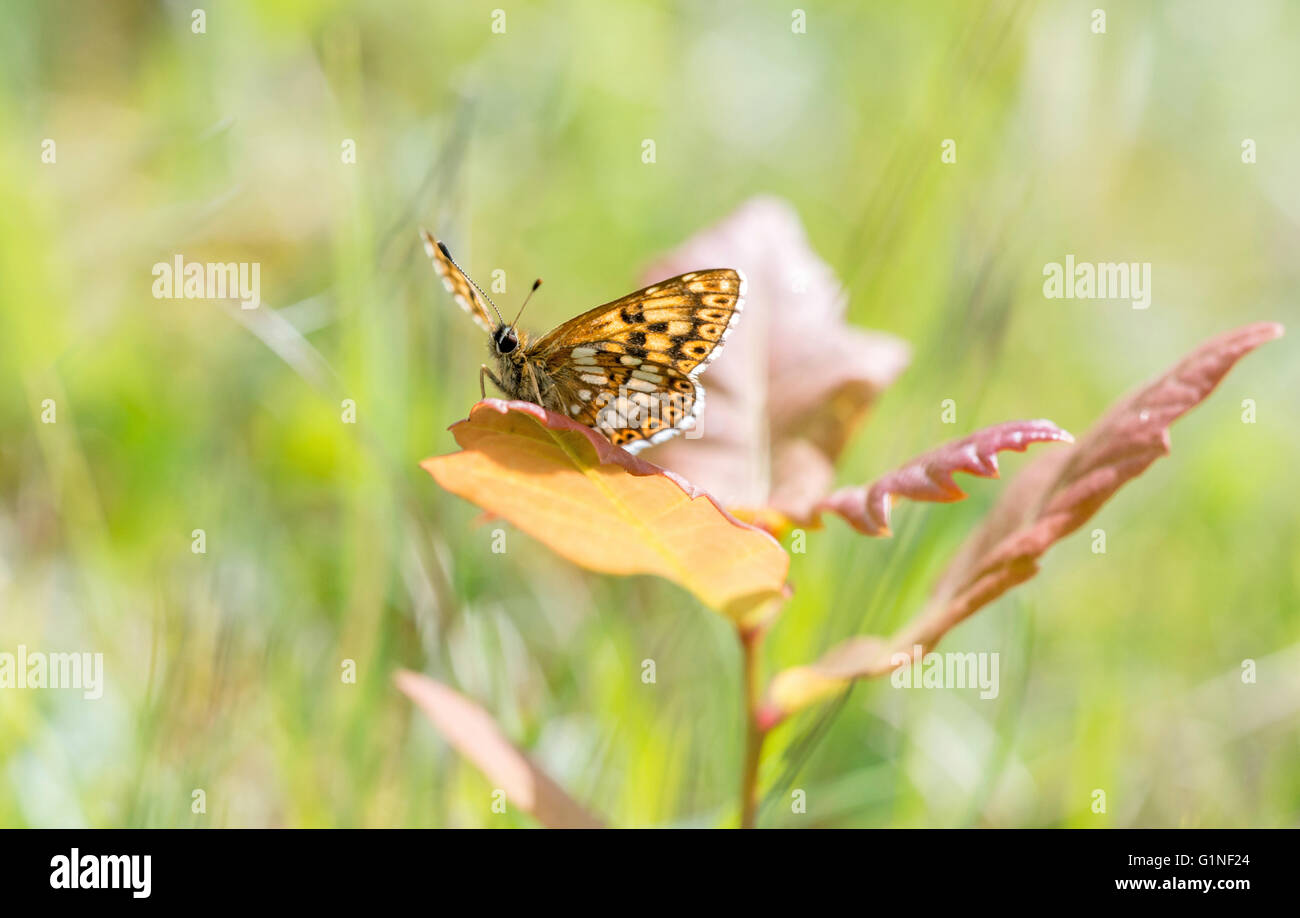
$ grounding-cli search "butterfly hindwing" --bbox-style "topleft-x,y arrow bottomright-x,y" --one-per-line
545,350 -> 704,453
420,230 -> 496,333
533,268 -> 746,453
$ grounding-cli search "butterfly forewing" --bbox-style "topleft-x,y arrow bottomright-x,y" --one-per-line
421,230 -> 495,333
533,269 -> 746,453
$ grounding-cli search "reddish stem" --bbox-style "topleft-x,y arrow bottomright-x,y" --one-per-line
738,623 -> 768,829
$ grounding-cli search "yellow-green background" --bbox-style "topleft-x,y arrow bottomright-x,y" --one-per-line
1,0 -> 1296,827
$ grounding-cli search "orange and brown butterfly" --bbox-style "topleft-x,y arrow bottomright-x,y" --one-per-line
420,229 -> 745,454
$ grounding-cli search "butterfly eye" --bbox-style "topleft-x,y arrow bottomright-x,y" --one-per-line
495,327 -> 519,354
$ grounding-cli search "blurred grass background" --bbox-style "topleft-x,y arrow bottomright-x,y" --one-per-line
1,0 -> 1297,827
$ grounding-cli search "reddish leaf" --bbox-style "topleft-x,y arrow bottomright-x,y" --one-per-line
807,419 -> 1075,536
768,322 -> 1284,719
395,670 -> 604,828
421,399 -> 789,625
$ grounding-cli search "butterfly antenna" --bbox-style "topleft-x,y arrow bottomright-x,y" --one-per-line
432,236 -> 509,327
509,279 -> 543,331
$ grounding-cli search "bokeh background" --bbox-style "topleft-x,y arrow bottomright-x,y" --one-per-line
1,0 -> 1297,828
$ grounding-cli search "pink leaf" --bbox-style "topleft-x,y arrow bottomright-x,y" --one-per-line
923,321 -> 1284,633
395,670 -> 604,828
643,197 -> 910,517
809,419 -> 1075,536
767,322 -> 1283,719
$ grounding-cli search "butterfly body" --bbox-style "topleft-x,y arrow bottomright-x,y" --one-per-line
423,229 -> 744,454
485,324 -> 553,409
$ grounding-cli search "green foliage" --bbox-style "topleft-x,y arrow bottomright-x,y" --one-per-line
1,0 -> 1296,828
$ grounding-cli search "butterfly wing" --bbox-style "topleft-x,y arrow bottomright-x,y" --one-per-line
531,268 -> 746,453
420,229 -> 496,333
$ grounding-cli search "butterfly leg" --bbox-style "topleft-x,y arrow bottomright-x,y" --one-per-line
480,364 -> 504,399
525,363 -> 545,406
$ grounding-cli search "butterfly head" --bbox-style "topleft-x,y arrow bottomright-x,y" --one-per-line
492,324 -> 520,354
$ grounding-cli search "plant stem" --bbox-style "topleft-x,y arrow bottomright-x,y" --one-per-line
739,624 -> 767,829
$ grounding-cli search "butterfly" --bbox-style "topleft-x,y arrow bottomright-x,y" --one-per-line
420,229 -> 745,454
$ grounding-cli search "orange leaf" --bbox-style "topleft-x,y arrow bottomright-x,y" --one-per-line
395,671 -> 603,828
421,399 -> 789,625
